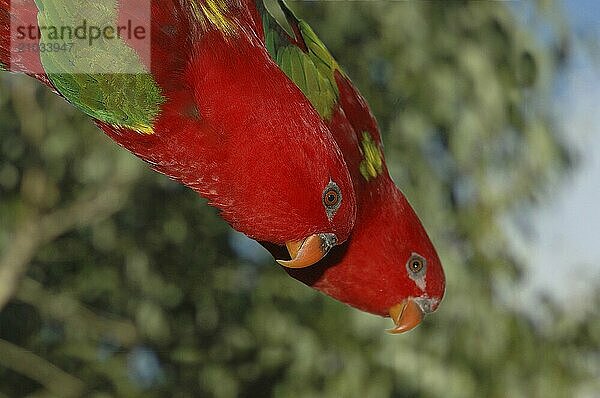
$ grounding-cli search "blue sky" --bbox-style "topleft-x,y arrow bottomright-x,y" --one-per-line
564,0 -> 600,38
510,0 -> 600,306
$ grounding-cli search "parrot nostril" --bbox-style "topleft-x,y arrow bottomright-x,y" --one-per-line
414,297 -> 440,314
318,233 -> 337,252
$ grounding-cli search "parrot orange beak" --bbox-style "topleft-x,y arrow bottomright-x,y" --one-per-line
386,298 -> 424,334
276,233 -> 337,269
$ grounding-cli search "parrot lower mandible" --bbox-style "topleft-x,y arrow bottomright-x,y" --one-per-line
0,0 -> 358,268
256,0 -> 446,333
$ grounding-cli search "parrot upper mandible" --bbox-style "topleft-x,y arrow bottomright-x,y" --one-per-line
256,0 -> 446,333
0,0 -> 358,267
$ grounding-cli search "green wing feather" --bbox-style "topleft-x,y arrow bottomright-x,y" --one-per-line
35,0 -> 164,134
261,0 -> 342,120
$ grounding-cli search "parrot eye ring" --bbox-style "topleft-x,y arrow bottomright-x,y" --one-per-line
322,180 -> 342,219
324,190 -> 339,207
406,253 -> 427,275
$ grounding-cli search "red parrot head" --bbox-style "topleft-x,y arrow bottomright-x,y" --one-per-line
330,185 -> 445,333
283,181 -> 445,334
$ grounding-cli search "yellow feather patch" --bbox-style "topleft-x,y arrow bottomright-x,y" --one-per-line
134,124 -> 156,135
359,132 -> 384,181
113,123 -> 155,135
188,0 -> 236,35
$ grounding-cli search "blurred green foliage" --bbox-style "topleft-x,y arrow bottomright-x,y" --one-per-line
0,1 -> 598,397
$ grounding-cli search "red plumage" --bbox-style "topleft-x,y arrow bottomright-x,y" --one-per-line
254,2 -> 445,331
1,0 -> 357,249
284,72 -> 445,319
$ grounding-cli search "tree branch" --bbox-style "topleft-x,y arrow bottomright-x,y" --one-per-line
0,338 -> 85,397
0,183 -> 129,311
16,278 -> 138,347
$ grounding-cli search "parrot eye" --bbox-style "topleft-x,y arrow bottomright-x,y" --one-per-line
322,180 -> 342,220
407,254 -> 426,275
324,190 -> 339,206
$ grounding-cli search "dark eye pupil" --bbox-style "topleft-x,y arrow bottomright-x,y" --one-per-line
406,254 -> 426,276
322,182 -> 342,216
326,191 -> 337,205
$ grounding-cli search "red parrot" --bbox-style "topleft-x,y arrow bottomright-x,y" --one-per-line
256,1 -> 445,333
0,0 -> 357,267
